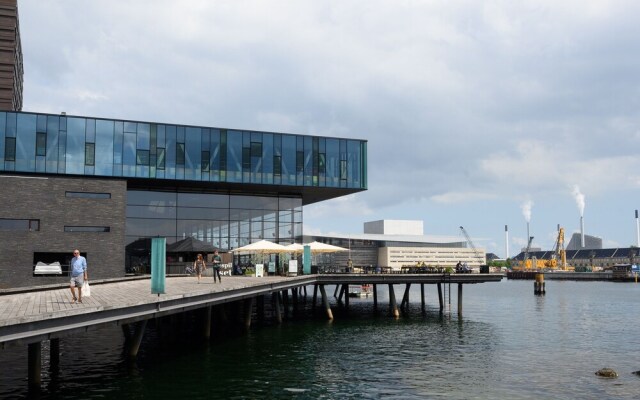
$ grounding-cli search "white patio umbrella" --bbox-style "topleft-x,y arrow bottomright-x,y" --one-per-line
231,239 -> 289,255
284,243 -> 305,254
304,241 -> 349,254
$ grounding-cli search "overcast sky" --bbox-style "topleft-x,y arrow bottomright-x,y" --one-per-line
19,0 -> 640,257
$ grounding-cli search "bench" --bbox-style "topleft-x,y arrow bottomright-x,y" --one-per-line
33,262 -> 63,275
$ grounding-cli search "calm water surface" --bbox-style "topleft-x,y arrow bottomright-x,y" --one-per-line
2,280 -> 640,399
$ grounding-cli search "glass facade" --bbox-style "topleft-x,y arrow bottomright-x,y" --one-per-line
0,111 -> 367,190
126,191 -> 302,250
0,111 -> 367,273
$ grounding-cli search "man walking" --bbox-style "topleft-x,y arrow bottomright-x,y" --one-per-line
70,249 -> 88,303
212,250 -> 222,283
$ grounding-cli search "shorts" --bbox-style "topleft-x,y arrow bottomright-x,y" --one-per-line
71,275 -> 85,288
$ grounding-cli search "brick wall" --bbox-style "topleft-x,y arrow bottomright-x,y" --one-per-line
0,175 -> 126,288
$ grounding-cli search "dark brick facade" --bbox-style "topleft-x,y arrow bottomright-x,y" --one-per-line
0,175 -> 126,288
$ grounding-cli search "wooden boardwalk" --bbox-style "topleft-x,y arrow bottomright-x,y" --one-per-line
1,273 -> 503,348
0,275 -> 315,348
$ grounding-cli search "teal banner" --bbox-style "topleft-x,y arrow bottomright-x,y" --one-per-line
303,245 -> 311,275
151,237 -> 166,294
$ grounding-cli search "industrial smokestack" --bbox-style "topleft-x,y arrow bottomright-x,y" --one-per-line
580,216 -> 585,248
505,225 -> 509,259
636,210 -> 640,247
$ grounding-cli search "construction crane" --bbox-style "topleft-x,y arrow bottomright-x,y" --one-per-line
459,226 -> 485,267
544,227 -> 570,271
514,236 -> 535,270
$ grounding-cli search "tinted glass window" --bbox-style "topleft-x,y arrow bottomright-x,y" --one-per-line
4,137 -> 15,161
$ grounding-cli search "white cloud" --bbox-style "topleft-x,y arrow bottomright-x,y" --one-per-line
17,0 -> 640,255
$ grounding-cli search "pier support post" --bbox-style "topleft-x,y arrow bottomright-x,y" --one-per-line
437,283 -> 443,312
50,338 -> 60,369
243,298 -> 254,329
28,341 -> 42,390
257,295 -> 265,323
373,284 -> 378,310
203,306 -> 212,339
337,284 -> 345,303
420,284 -> 425,313
292,288 -> 299,315
312,285 -> 318,310
121,323 -> 132,342
534,273 -> 546,295
281,290 -> 289,319
401,283 -> 411,309
128,319 -> 148,359
457,283 -> 463,316
344,285 -> 350,309
388,284 -> 400,318
273,292 -> 283,324
319,284 -> 334,320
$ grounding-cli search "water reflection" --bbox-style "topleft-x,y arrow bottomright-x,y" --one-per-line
2,281 -> 640,399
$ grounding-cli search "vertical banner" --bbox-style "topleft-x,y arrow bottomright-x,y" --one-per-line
151,237 -> 166,294
303,245 -> 311,275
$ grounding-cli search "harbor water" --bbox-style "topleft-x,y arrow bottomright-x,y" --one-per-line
2,279 -> 640,399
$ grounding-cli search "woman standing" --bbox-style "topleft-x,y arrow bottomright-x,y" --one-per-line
194,253 -> 206,283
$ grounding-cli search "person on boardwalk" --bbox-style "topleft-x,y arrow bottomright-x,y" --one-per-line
194,253 -> 206,283
70,249 -> 88,303
212,250 -> 222,283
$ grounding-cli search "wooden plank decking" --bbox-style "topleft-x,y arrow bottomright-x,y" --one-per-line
0,273 -> 503,348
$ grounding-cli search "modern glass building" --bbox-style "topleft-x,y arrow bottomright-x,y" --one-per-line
0,111 -> 367,286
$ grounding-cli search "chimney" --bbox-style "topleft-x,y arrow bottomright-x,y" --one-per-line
636,210 -> 640,247
580,216 -> 585,248
505,225 -> 509,259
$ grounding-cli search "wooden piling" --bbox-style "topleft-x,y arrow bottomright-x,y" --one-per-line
534,273 -> 546,295
437,282 -> 443,312
388,284 -> 400,318
319,284 -> 334,320
128,320 -> 148,358
373,284 -> 378,310
457,283 -> 463,316
420,284 -> 426,313
401,283 -> 411,309
312,284 -> 318,309
28,341 -> 41,389
203,306 -> 212,338
243,298 -> 254,329
273,292 -> 283,323
50,338 -> 60,368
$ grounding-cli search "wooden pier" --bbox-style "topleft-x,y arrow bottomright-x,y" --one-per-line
0,273 -> 502,390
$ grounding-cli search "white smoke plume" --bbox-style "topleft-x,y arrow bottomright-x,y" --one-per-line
572,185 -> 585,216
521,200 -> 533,223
